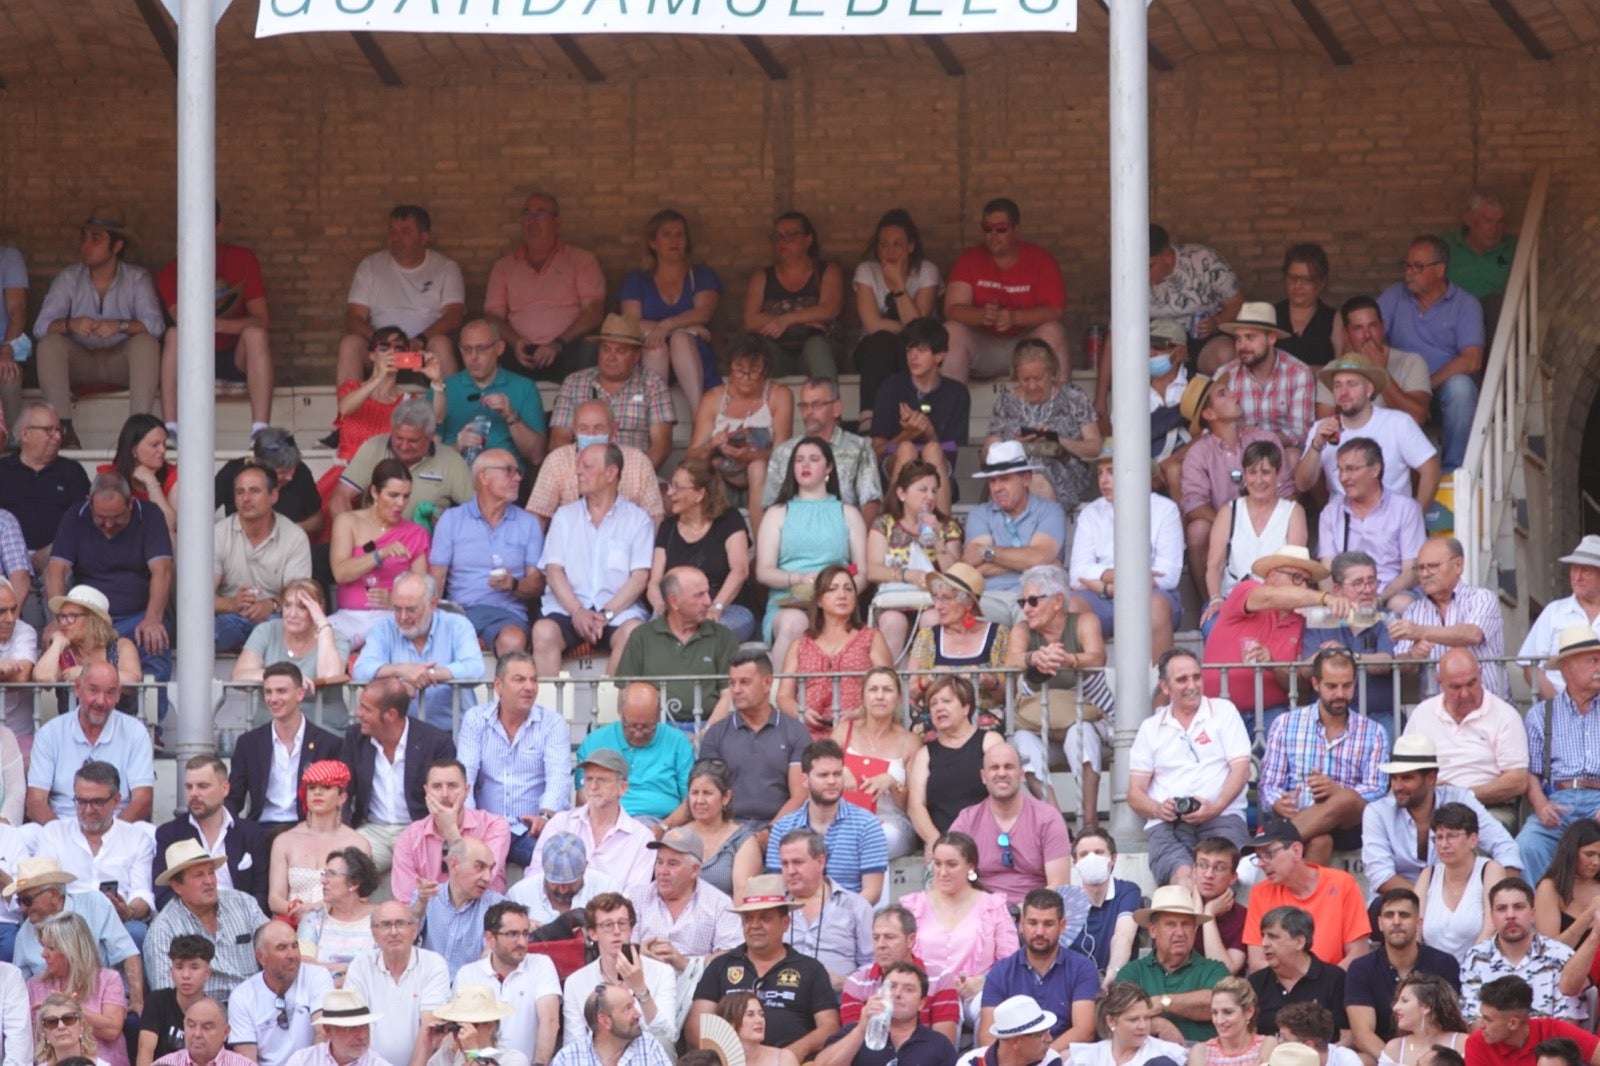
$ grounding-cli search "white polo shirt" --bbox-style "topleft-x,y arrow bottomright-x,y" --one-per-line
1128,696 -> 1252,829
454,954 -> 560,1061
228,965 -> 335,1066
344,947 -> 452,1066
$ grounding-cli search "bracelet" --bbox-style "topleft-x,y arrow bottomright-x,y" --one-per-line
318,624 -> 333,633
1321,591 -> 1331,605
889,290 -> 906,299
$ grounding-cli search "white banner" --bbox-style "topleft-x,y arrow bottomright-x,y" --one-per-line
256,0 -> 1075,38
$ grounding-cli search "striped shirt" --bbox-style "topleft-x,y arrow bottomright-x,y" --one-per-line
1393,583 -> 1509,698
629,880 -> 743,959
765,801 -> 890,892
457,700 -> 572,821
1216,351 -> 1318,448
1526,689 -> 1600,784
1259,705 -> 1389,812
144,889 -> 268,1003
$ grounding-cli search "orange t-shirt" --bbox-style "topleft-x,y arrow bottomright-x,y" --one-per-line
1242,863 -> 1371,965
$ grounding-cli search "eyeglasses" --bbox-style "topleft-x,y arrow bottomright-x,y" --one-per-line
483,464 -> 522,478
1250,845 -> 1287,866
1341,577 -> 1380,590
73,794 -> 115,809
980,224 -> 1013,235
1016,595 -> 1049,609
320,868 -> 347,880
1284,272 -> 1321,285
459,343 -> 499,356
25,425 -> 63,436
592,919 -> 632,933
14,893 -> 34,908
275,997 -> 290,1030
40,1015 -> 79,1030
56,611 -> 87,623
997,833 -> 1014,868
771,230 -> 806,243
373,919 -> 416,932
1400,259 -> 1442,273
495,926 -> 533,938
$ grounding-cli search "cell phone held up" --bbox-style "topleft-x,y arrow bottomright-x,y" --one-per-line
620,943 -> 636,965
392,350 -> 424,371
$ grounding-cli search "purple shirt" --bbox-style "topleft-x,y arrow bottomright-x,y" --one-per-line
1316,489 -> 1425,589
50,498 -> 173,618
1179,427 -> 1295,515
948,795 -> 1072,907
1376,282 -> 1485,376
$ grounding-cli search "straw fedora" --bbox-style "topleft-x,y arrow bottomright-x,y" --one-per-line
1559,536 -> 1600,569
932,563 -> 985,604
1250,545 -> 1329,584
1179,375 -> 1218,437
81,205 -> 138,246
989,995 -> 1057,1038
1132,885 -> 1214,927
46,584 -> 113,627
154,839 -> 228,887
1270,1045 -> 1320,1066
1317,354 -> 1390,398
1379,735 -> 1441,775
972,440 -> 1040,479
432,985 -> 515,1026
1218,302 -> 1289,338
0,857 -> 76,899
314,988 -> 383,1027
1149,318 -> 1188,350
590,313 -> 644,348
1544,625 -> 1600,671
731,874 -> 801,913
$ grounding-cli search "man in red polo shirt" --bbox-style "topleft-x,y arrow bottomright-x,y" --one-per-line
941,197 -> 1068,386
839,904 -> 959,1046
1466,976 -> 1600,1066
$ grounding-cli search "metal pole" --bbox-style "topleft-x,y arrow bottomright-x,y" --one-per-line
1106,0 -> 1153,852
173,0 -> 218,795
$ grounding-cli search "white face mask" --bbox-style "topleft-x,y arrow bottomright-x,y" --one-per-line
1075,852 -> 1112,886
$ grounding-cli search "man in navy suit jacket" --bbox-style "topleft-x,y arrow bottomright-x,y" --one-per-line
155,754 -> 271,914
226,663 -> 343,834
340,677 -> 456,873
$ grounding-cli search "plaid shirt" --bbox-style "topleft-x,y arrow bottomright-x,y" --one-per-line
0,509 -> 29,578
551,1034 -> 675,1066
1217,351 -> 1317,447
1393,583 -> 1509,698
629,879 -> 743,959
1459,933 -> 1583,1022
549,366 -> 676,455
1526,689 -> 1600,783
1259,704 -> 1389,812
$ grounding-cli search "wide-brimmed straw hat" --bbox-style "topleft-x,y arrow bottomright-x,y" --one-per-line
47,584 -> 113,627
932,563 -> 986,603
731,874 -> 801,913
1317,354 -> 1390,398
1218,302 -> 1289,338
1180,375 -> 1218,437
154,840 -> 228,887
432,985 -> 515,1025
1250,545 -> 1329,584
1132,885 -> 1215,927
590,313 -> 644,348
1,857 -> 76,899
1544,625 -> 1600,671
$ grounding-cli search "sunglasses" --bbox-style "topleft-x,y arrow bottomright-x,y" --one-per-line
15,894 -> 35,909
998,832 -> 1014,868
275,997 -> 290,1030
41,1015 -> 79,1030
1016,595 -> 1050,609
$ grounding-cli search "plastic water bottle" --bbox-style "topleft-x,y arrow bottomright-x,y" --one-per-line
918,514 -> 938,550
864,1001 -> 892,1051
490,554 -> 508,584
464,411 -> 493,463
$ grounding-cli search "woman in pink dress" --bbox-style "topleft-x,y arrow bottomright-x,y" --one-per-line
898,831 -> 1019,1027
28,914 -> 129,1066
327,458 -> 431,647
776,564 -> 892,739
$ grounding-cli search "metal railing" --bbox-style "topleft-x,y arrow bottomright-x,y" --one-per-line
1456,166 -> 1551,588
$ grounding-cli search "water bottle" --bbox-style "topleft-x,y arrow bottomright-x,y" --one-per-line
490,554 -> 508,585
918,513 -> 938,550
864,1001 -> 892,1051
464,411 -> 493,463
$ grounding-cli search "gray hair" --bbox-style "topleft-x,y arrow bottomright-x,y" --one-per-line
392,571 -> 437,601
461,318 -> 500,343
1410,234 -> 1451,268
1262,905 -> 1315,949
391,396 -> 437,436
495,651 -> 535,679
1329,551 -> 1378,585
778,827 -> 827,860
19,400 -> 58,427
873,903 -> 917,937
1467,191 -> 1504,214
1020,564 -> 1071,601
801,377 -> 840,401
90,471 -> 132,501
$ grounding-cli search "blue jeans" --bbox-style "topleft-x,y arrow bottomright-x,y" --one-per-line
507,830 -> 536,868
717,604 -> 757,644
112,613 -> 171,724
0,921 -> 17,963
214,612 -> 263,654
124,919 -> 148,950
1434,373 -> 1479,472
1517,787 -> 1600,885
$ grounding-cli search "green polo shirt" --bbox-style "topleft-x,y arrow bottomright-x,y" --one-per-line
1114,951 -> 1229,1042
613,616 -> 739,721
340,435 -> 475,524
439,368 -> 548,470
1444,228 -> 1515,299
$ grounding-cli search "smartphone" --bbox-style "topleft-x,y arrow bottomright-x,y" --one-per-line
393,350 -> 423,371
99,881 -> 118,894
1024,426 -> 1060,442
620,944 -> 636,965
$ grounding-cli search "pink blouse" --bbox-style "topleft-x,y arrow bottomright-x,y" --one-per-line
335,520 -> 431,611
28,967 -> 129,1066
899,889 -> 1019,980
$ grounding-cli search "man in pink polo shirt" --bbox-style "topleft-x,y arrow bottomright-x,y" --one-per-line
1402,648 -> 1529,828
485,191 -> 606,382
389,758 -> 511,904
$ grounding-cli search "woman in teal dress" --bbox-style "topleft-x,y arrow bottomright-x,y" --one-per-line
754,435 -> 867,674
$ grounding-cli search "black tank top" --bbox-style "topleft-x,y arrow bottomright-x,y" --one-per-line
926,728 -> 988,833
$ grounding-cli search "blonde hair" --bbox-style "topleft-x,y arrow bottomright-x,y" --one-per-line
33,992 -> 95,1064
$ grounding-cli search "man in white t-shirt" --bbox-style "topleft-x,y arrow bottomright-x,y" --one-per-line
1296,353 -> 1440,515
1317,297 -> 1433,426
335,205 -> 464,383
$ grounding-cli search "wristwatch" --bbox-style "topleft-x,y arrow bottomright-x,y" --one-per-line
982,547 -> 996,563
117,319 -> 130,332
1161,995 -> 1173,1010
602,608 -> 616,622
711,602 -> 724,613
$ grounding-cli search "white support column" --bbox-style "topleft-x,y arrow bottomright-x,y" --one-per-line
173,0 -> 217,792
1106,0 -> 1153,853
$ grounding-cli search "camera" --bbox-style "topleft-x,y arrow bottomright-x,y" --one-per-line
1172,796 -> 1202,818
432,1022 -> 462,1036
393,350 -> 423,371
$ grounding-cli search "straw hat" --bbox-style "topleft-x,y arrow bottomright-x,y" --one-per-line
1218,302 -> 1289,338
1132,885 -> 1215,927
932,563 -> 985,604
315,988 -> 383,1027
1249,545 -> 1329,584
81,205 -> 138,246
154,839 -> 228,887
432,985 -> 515,1025
1544,625 -> 1600,671
1179,375 -> 1218,437
972,440 -> 1039,479
590,313 -> 644,348
1379,735 -> 1441,775
1270,1045 -> 1321,1066
1317,354 -> 1390,398
1559,536 -> 1600,569
989,995 -> 1057,1038
731,874 -> 801,913
0,857 -> 76,899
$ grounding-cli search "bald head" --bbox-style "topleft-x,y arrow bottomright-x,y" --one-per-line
1438,647 -> 1486,721
619,683 -> 661,749
980,741 -> 1023,801
573,399 -> 616,441
183,998 -> 229,1065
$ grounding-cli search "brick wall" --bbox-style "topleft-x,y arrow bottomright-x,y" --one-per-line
1,43 -> 1596,399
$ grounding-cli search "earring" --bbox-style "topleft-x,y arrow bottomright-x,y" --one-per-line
961,607 -> 977,631
967,869 -> 978,883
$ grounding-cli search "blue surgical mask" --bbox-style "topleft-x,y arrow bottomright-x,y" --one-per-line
575,434 -> 608,450
1149,354 -> 1174,378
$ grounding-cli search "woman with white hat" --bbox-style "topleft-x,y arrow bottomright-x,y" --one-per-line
35,584 -> 142,717
419,984 -> 528,1066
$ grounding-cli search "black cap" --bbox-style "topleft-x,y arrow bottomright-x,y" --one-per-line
1240,820 -> 1302,854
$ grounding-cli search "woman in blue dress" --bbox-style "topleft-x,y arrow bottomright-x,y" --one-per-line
754,435 -> 867,673
619,209 -> 723,413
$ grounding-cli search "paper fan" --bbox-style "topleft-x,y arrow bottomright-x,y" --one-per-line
1055,884 -> 1093,947
699,1013 -> 746,1066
